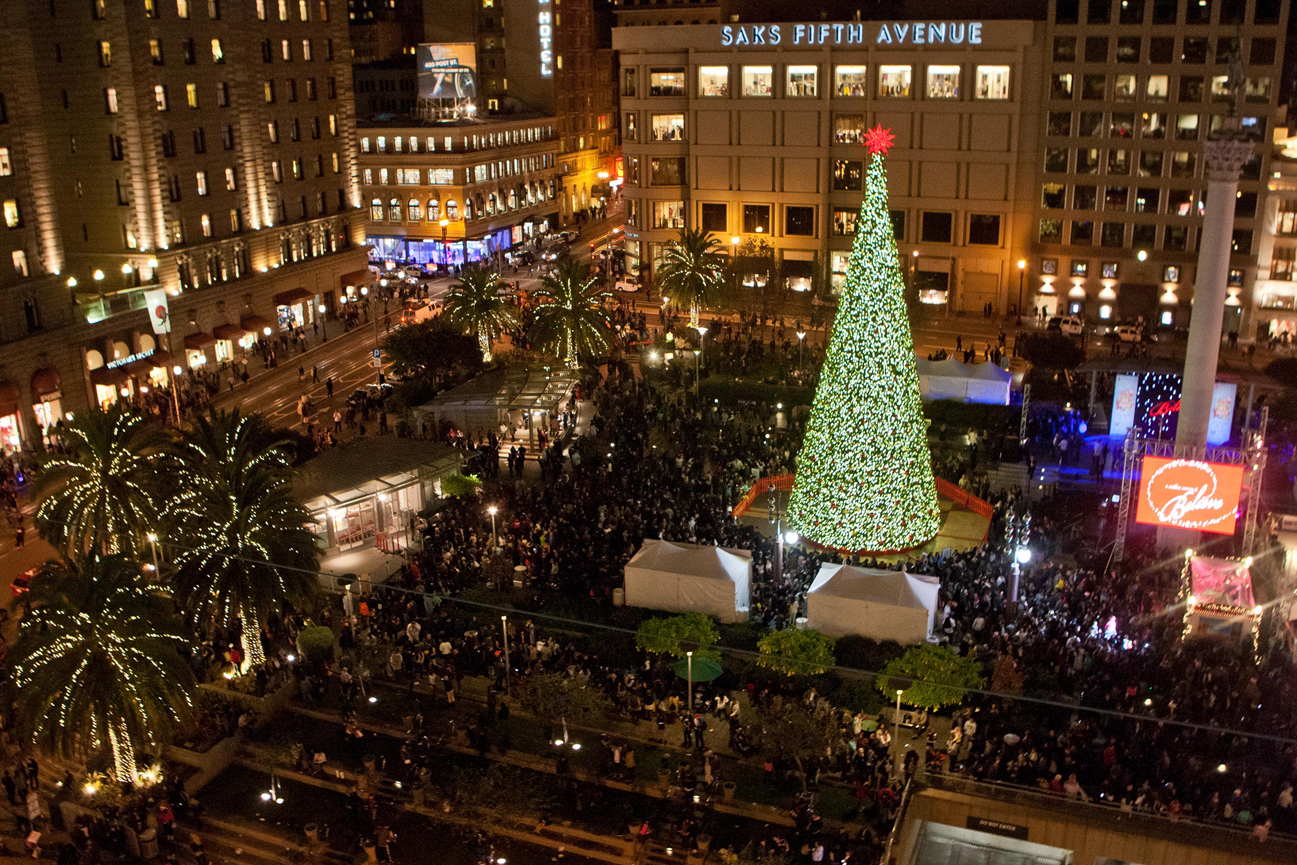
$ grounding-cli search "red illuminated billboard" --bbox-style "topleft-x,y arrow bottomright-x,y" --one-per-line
1135,456 -> 1244,535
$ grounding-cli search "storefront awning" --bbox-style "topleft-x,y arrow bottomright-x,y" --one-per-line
274,287 -> 314,305
0,382 -> 17,417
148,348 -> 173,368
89,367 -> 129,388
125,358 -> 156,376
31,367 -> 61,399
213,323 -> 246,341
240,315 -> 271,333
340,269 -> 370,289
184,332 -> 216,350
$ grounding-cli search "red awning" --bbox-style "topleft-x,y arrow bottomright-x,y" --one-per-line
31,367 -> 61,398
273,287 -> 314,305
241,315 -> 271,333
89,367 -> 129,388
340,269 -> 371,289
184,332 -> 216,350
213,323 -> 246,341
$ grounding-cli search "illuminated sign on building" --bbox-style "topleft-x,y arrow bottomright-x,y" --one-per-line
416,44 -> 478,102
538,0 -> 553,77
1134,456 -> 1244,535
720,21 -> 984,47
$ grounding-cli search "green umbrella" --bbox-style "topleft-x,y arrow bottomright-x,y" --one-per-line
674,656 -> 723,682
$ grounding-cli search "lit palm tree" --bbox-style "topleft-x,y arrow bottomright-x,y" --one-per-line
532,260 -> 613,369
444,267 -> 519,363
4,555 -> 195,784
657,227 -> 726,328
164,409 -> 318,667
33,406 -> 165,558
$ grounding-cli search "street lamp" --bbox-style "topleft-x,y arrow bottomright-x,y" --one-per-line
146,532 -> 160,574
1137,249 -> 1148,262
318,302 -> 328,340
501,615 -> 511,697
686,650 -> 693,713
440,218 -> 451,268
487,505 -> 499,551
796,330 -> 806,371
693,326 -> 707,397
1016,259 -> 1026,322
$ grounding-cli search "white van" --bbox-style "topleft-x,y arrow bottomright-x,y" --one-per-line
1047,315 -> 1084,336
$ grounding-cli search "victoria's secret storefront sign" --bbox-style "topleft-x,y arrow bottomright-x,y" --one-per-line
720,21 -> 985,47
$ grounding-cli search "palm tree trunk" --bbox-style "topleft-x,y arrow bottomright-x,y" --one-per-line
566,334 -> 578,370
689,304 -> 700,329
109,721 -> 138,784
479,331 -> 493,364
241,610 -> 267,669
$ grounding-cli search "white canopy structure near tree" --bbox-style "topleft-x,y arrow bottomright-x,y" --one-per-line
915,357 -> 1012,405
623,539 -> 752,623
804,563 -> 940,644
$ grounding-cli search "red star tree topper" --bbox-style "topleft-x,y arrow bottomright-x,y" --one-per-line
863,124 -> 895,156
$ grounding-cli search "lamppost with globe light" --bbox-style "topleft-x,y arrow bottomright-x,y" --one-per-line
318,303 -> 328,341
693,325 -> 707,397
440,218 -> 451,268
1016,258 -> 1026,322
487,505 -> 499,551
796,330 -> 806,371
730,235 -> 740,299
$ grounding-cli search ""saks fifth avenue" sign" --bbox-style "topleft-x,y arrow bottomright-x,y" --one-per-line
720,21 -> 985,48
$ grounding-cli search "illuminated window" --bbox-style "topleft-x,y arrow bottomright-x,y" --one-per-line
834,65 -> 867,97
650,114 -> 684,142
186,83 -> 199,108
201,213 -> 212,237
878,66 -> 911,98
648,69 -> 685,97
741,66 -> 772,97
105,88 -> 119,114
3,199 -> 20,228
975,66 -> 1010,100
786,65 -> 817,98
698,66 -> 728,97
225,167 -> 237,190
154,85 -> 169,111
371,198 -> 383,220
0,148 -> 9,176
177,0 -> 189,16
196,171 -> 208,195
99,41 -> 112,67
926,65 -> 960,99
211,39 -> 224,63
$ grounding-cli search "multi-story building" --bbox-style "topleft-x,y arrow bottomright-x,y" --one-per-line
347,0 -> 424,63
353,57 -> 420,120
423,0 -> 556,116
358,116 -> 561,265
1253,108 -> 1297,340
554,0 -> 620,224
613,0 -> 1291,337
1032,0 -> 1286,336
0,0 -> 367,450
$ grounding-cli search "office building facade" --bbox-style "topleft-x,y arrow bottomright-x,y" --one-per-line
0,0 -> 367,450
358,117 -> 561,266
614,0 -> 1289,336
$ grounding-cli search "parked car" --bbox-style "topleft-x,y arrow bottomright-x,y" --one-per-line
614,277 -> 641,293
1113,324 -> 1147,343
1046,315 -> 1084,336
11,567 -> 40,598
400,299 -> 442,325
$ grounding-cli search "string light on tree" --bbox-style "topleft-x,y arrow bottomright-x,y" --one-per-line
786,125 -> 940,551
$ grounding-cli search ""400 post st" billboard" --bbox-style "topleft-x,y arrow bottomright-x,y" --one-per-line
1134,456 -> 1244,535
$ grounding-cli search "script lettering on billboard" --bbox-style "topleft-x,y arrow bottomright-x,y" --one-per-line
1134,456 -> 1244,535
720,21 -> 983,47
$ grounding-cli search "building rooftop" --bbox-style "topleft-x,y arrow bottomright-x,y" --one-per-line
292,437 -> 463,505
357,112 -> 556,130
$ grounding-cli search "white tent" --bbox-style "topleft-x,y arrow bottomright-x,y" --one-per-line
623,539 -> 752,623
804,563 -> 940,644
915,357 -> 1012,405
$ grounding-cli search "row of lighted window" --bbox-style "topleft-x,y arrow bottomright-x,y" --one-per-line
258,38 -> 333,64
361,155 -> 553,187
1049,71 -> 1271,103
1050,34 -> 1277,67
1042,147 -> 1264,179
359,126 -> 553,155
1053,0 -> 1283,28
1046,110 -> 1264,142
1039,218 -> 1252,254
100,38 -> 224,66
635,64 -> 1011,101
1040,184 -> 1259,219
117,0 -> 331,22
635,201 -> 817,235
367,183 -> 553,223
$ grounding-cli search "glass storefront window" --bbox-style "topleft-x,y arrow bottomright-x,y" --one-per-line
649,69 -> 684,96
834,65 -> 867,97
878,65 -> 911,98
834,114 -> 864,144
742,66 -> 772,97
698,66 -> 728,97
786,65 -> 817,97
214,339 -> 232,362
650,114 -> 684,142
651,201 -> 684,230
926,65 -> 960,99
975,65 -> 1010,99
1146,74 -> 1169,100
0,413 -> 20,451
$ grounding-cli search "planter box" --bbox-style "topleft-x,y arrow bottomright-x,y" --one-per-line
166,731 -> 243,793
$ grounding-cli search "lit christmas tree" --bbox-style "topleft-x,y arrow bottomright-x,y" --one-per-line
786,125 -> 941,551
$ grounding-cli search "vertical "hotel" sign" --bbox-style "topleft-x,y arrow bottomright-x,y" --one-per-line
538,0 -> 553,77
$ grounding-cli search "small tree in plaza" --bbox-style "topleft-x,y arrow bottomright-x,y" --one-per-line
756,628 -> 837,677
754,700 -> 837,790
876,643 -> 985,711
635,612 -> 721,661
521,671 -> 612,725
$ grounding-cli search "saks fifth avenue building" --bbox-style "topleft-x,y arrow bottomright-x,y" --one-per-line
613,0 -> 1289,335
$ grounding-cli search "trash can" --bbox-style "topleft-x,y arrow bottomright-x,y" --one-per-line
613,588 -> 625,607
139,828 -> 159,859
722,781 -> 736,803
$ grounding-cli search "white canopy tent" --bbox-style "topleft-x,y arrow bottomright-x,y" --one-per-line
915,357 -> 1012,405
623,539 -> 752,623
804,563 -> 940,644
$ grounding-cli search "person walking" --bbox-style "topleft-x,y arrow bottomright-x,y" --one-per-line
326,377 -> 334,398
312,365 -> 319,384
